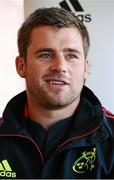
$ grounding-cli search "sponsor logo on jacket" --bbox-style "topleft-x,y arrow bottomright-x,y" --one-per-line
0,159 -> 16,178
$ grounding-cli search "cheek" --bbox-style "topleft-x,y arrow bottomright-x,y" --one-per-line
26,65 -> 49,87
71,63 -> 86,76
26,62 -> 42,76
69,64 -> 87,87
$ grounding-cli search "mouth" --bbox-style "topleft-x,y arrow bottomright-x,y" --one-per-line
45,79 -> 70,86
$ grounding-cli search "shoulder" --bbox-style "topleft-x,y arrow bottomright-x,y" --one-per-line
102,107 -> 114,119
0,118 -> 3,124
102,107 -> 114,136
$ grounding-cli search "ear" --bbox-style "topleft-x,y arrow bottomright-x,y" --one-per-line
15,56 -> 26,78
84,59 -> 90,79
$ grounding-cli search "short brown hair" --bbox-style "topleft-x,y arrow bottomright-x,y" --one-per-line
17,7 -> 90,59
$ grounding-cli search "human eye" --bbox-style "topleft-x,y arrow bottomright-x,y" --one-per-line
38,52 -> 53,60
65,53 -> 78,61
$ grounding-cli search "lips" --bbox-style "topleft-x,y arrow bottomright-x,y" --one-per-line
50,81 -> 65,85
45,78 -> 70,85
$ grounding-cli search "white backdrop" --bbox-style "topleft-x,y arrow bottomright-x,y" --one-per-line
0,0 -> 114,116
0,0 -> 25,116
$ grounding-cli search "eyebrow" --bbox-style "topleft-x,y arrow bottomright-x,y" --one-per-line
34,48 -> 53,55
34,47 -> 81,55
63,48 -> 81,54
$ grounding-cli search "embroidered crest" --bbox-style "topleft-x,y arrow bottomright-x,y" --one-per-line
72,148 -> 96,173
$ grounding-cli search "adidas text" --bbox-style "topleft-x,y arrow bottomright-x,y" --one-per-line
0,171 -> 16,178
0,159 -> 16,178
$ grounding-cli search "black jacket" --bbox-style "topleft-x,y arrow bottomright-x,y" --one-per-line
0,86 -> 114,179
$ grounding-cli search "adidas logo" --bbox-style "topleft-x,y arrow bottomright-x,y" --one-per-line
0,159 -> 16,178
59,0 -> 92,23
59,0 -> 84,12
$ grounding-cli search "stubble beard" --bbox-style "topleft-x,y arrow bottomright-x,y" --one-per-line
27,80 -> 85,110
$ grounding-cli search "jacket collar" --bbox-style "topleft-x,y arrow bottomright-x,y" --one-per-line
0,86 -> 108,143
0,91 -> 28,135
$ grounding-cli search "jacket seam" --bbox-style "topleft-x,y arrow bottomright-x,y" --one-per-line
102,107 -> 114,119
0,133 -> 45,166
55,125 -> 100,152
0,118 -> 4,125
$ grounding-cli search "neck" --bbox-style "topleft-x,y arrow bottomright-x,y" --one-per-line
27,96 -> 80,130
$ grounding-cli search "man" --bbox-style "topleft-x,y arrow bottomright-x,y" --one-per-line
0,7 -> 114,179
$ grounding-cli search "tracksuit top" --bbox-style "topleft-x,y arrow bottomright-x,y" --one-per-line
0,86 -> 114,179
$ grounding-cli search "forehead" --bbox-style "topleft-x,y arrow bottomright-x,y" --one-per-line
29,26 -> 83,52
31,26 -> 82,40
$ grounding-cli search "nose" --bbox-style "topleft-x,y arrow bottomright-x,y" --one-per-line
50,54 -> 67,73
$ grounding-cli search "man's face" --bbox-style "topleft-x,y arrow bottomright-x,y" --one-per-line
17,26 -> 88,109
